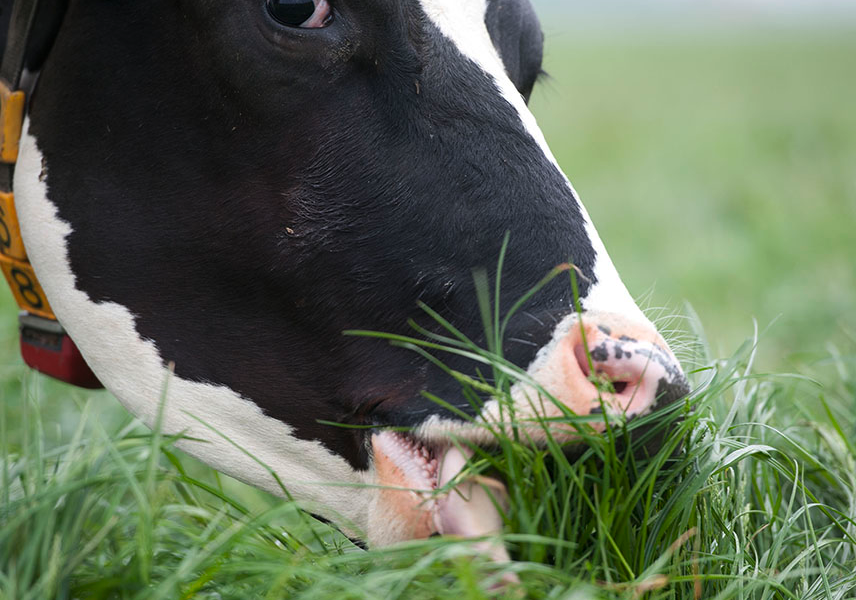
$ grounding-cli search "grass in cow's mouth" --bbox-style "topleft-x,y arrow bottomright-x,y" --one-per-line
2,315 -> 855,598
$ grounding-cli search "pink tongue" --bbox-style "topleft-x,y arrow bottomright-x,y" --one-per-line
433,445 -> 513,565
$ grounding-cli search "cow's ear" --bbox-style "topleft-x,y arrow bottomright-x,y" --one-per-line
484,0 -> 544,103
0,0 -> 68,74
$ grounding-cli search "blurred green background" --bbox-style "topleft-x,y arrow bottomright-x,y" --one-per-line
527,1 -> 856,371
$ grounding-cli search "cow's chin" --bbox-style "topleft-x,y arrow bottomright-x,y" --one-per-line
367,431 -> 512,565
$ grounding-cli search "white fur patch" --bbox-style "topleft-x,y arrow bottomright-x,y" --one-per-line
15,122 -> 371,533
419,0 -> 648,324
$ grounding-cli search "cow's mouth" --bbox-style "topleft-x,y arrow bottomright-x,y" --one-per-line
371,431 -> 511,562
372,431 -> 441,496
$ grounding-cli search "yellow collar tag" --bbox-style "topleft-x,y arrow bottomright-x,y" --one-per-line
0,79 -> 57,320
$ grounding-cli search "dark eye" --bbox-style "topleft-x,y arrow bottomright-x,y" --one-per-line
267,0 -> 332,28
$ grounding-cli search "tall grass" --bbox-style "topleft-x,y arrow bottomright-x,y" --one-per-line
1,302 -> 854,598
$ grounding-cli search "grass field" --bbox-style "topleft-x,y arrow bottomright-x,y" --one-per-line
2,25 -> 855,599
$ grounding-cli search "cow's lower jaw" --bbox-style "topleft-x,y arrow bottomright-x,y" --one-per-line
369,431 -> 440,541
368,431 -> 511,565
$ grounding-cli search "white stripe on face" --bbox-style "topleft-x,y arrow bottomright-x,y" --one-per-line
418,0 -> 649,324
14,121 -> 372,535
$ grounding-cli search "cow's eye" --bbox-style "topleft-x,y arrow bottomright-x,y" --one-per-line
267,0 -> 332,28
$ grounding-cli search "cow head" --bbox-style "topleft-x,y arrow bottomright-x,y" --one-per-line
14,0 -> 688,549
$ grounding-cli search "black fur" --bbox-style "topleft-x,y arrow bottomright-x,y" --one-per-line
21,0 -> 598,469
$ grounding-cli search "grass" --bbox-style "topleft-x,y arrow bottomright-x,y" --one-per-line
1,24 -> 855,600
1,301 -> 854,598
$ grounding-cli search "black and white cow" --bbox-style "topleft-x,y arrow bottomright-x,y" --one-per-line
10,0 -> 688,550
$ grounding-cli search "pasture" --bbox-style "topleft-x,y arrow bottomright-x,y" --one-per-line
2,23 -> 855,599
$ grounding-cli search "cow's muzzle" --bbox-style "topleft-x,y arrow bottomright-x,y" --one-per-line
366,311 -> 688,553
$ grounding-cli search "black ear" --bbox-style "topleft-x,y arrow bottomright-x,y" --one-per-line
0,0 -> 68,73
484,0 -> 544,103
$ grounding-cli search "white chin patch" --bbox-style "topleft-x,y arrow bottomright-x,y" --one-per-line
13,121 -> 371,533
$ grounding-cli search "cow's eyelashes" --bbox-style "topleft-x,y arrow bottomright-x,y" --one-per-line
266,0 -> 332,28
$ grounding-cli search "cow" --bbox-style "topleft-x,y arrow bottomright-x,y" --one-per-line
7,0 -> 689,554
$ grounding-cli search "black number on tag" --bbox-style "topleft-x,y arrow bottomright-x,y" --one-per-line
11,267 -> 44,309
0,204 -> 11,249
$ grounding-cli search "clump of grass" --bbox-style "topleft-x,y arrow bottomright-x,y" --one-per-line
348,254 -> 856,598
1,284 -> 854,598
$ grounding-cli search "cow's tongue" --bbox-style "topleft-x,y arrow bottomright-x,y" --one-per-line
372,432 -> 511,563
433,444 -> 512,564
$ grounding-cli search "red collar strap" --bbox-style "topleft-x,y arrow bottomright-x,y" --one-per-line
0,0 -> 102,388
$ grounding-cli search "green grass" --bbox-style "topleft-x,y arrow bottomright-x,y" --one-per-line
1,300 -> 855,598
1,26 -> 855,599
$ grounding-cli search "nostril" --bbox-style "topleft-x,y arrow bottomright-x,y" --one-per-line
530,314 -> 689,425
574,342 -> 633,395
